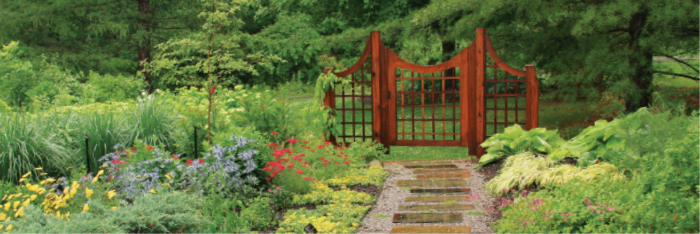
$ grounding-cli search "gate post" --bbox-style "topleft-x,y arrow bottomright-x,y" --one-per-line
525,65 -> 539,130
475,28 -> 487,158
323,67 -> 337,145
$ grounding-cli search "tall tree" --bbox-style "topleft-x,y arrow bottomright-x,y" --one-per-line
0,0 -> 202,90
408,0 -> 699,111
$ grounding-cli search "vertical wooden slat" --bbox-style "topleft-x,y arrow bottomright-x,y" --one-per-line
379,42 -> 391,153
421,74 -> 425,140
400,69 -> 405,140
459,52 -> 468,146
475,28 -> 486,158
526,65 -> 539,130
387,50 -> 398,145
466,45 -> 477,154
371,31 -> 382,145
441,71 -> 446,140
432,78 -> 436,140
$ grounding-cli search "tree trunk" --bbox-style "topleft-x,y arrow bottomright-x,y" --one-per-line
137,0 -> 153,93
624,10 -> 653,112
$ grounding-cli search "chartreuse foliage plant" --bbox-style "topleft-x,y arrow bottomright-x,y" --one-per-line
278,200 -> 370,233
485,153 -> 626,196
477,125 -> 565,168
291,182 -> 375,206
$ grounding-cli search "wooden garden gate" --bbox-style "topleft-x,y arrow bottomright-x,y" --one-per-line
323,28 -> 539,157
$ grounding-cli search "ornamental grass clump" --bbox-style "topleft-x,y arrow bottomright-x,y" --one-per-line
0,115 -> 74,183
486,153 -> 626,195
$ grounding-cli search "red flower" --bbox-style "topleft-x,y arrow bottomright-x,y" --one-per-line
303,141 -> 309,143
303,176 -> 310,180
186,160 -> 193,165
271,131 -> 278,136
360,155 -> 364,158
146,145 -> 154,151
124,155 -> 129,158
198,159 -> 204,164
268,142 -> 276,148
266,177 -> 271,181
317,145 -> 325,148
288,163 -> 295,168
295,170 -> 304,174
288,139 -> 301,144
277,165 -> 285,171
325,142 -> 331,145
172,155 -> 179,160
210,86 -> 216,94
344,161 -> 349,165
337,165 -> 341,167
311,150 -> 315,152
310,178 -> 316,181
322,162 -> 330,166
320,157 -> 325,160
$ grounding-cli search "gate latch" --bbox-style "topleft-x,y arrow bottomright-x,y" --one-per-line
387,91 -> 391,99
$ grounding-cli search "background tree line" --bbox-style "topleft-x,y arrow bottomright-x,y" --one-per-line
0,0 -> 697,112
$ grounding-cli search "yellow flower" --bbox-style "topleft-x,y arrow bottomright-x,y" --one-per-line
3,202 -> 9,211
34,167 -> 43,171
96,170 -> 104,177
111,207 -> 117,210
27,184 -> 39,192
40,173 -> 47,176
149,189 -> 156,194
107,190 -> 117,200
19,178 -> 26,183
45,178 -> 56,184
12,201 -> 19,209
36,188 -> 46,195
0,225 -> 3,230
165,174 -> 173,180
162,183 -> 170,188
82,203 -> 89,212
0,213 -> 6,221
14,207 -> 23,217
21,198 -> 30,207
30,194 -> 37,201
85,188 -> 93,198
55,211 -> 61,217
21,171 -> 31,178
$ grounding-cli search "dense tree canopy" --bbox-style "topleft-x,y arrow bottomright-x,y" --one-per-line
0,0 -> 697,111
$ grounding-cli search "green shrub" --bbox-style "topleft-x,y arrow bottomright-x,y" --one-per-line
129,95 -> 177,150
85,72 -> 144,103
241,196 -> 276,231
4,192 -> 209,233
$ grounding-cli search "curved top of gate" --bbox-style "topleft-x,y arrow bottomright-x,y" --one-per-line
484,34 -> 527,77
332,37 -> 372,77
385,45 -> 471,74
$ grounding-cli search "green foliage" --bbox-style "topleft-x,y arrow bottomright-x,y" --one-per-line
0,115 -> 75,183
235,88 -> 291,140
485,153 -> 626,196
4,192 -> 209,233
84,72 -> 144,103
201,186 -> 247,233
129,95 -> 177,150
241,196 -> 276,231
477,125 -> 565,168
277,202 -> 369,233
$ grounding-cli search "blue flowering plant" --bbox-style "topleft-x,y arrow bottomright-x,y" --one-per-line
98,136 -> 261,198
177,135 -> 260,194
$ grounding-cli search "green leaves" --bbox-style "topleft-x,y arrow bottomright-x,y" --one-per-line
477,124 -> 564,168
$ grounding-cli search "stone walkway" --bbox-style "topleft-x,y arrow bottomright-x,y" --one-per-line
357,159 -> 494,233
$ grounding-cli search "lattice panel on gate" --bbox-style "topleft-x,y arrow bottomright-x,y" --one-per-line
395,68 -> 461,141
484,61 -> 527,137
334,58 -> 373,143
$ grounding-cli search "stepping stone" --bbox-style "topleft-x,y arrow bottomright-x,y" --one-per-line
396,179 -> 466,187
403,164 -> 457,169
398,204 -> 475,211
399,161 -> 453,166
416,173 -> 471,179
392,213 -> 463,223
405,195 -> 470,202
413,168 -> 470,174
390,226 -> 472,233
410,188 -> 471,194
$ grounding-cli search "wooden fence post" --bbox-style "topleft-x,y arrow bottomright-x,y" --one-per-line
525,65 -> 539,130
475,28 -> 486,158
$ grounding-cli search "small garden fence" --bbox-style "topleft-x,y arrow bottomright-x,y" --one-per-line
323,28 -> 539,157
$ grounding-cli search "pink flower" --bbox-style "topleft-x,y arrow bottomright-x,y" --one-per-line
563,218 -> 567,221
518,226 -> 523,229
277,186 -> 281,190
596,210 -> 601,214
595,201 -> 600,205
295,170 -> 304,174
609,202 -> 614,206
607,207 -> 614,212
600,217 -> 603,221
268,189 -> 271,192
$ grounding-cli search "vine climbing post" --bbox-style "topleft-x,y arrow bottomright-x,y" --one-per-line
323,67 -> 337,145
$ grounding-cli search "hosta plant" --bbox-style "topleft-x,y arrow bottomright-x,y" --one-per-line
477,125 -> 565,168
